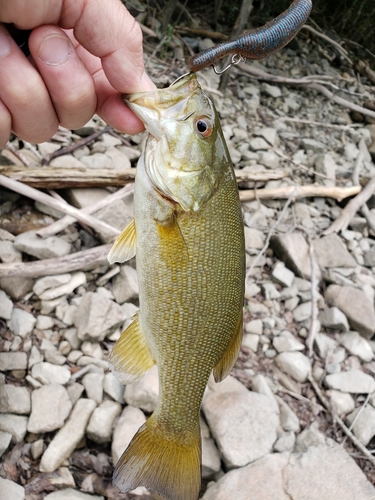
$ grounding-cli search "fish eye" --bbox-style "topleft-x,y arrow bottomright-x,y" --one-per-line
195,117 -> 213,138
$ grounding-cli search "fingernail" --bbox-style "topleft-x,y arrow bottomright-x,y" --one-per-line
38,34 -> 71,65
141,71 -> 156,91
0,28 -> 12,58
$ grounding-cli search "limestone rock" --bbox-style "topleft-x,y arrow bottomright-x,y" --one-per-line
244,227 -> 265,251
14,230 -> 71,259
82,372 -> 104,404
27,384 -> 72,433
0,478 -> 25,500
0,289 -> 13,320
112,265 -> 139,304
38,272 -> 86,301
271,262 -> 295,288
0,352 -> 27,371
346,405 -> 375,445
202,390 -> 279,468
103,372 -> 125,404
275,352 -> 311,382
40,398 -> 97,472
0,240 -> 22,263
0,384 -> 31,415
31,362 -> 71,386
339,331 -> 374,362
0,276 -> 34,301
33,274 -> 72,297
86,400 -> 122,443
124,365 -> 159,412
274,431 -> 295,452
273,330 -> 305,353
44,489 -> 104,500
9,308 -> 36,338
0,430 -> 12,457
325,370 -> 375,393
0,414 -> 28,443
277,396 -> 300,433
325,285 -> 375,339
319,307 -> 349,332
313,234 -> 357,268
327,390 -> 355,416
112,406 -> 146,465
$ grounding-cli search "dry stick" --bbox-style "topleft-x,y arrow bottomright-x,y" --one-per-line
323,175 -> 375,236
306,236 -> 319,357
0,244 -> 111,278
37,184 -> 134,239
352,154 -> 375,234
237,64 -> 375,120
0,175 -> 120,242
239,184 -> 360,203
280,117 -> 362,131
308,374 -> 375,466
301,25 -> 352,64
5,142 -> 31,167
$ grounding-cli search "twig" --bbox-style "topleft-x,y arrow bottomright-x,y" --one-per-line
239,184 -> 360,202
37,184 -> 134,238
306,236 -> 319,357
0,244 -> 111,278
308,374 -> 375,466
235,169 -> 288,182
0,175 -> 120,242
42,126 -> 112,166
5,142 -> 31,167
301,25 -> 352,64
280,117 -> 362,131
323,174 -> 375,235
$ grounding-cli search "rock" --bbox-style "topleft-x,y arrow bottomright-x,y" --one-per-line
66,383 -> 85,406
0,240 -> 22,263
301,138 -> 326,154
325,285 -> 375,339
65,188 -> 110,208
325,370 -> 375,393
31,362 -> 71,385
35,315 -> 55,330
293,301 -> 312,322
295,421 -> 326,452
346,405 -> 375,445
319,306 -> 349,332
271,262 -> 295,288
244,227 -> 265,250
327,390 -> 355,416
30,439 -> 45,460
202,390 -> 279,468
124,365 -> 159,412
257,151 -> 280,168
112,265 -> 139,304
0,430 -> 12,457
273,431 -> 295,452
0,478 -> 25,500
0,276 -> 34,301
27,384 -> 72,433
244,319 -> 263,335
9,308 -> 36,337
273,330 -> 305,353
74,292 -> 126,341
0,384 -> 31,415
270,233 -> 321,281
339,331 -> 374,362
242,333 -> 260,352
314,154 -> 336,186
201,419 -> 221,478
86,400 -> 122,443
276,396 -> 300,433
261,282 -> 280,300
313,234 -> 357,268
38,272 -> 86,301
249,137 -> 269,151
33,274 -> 72,297
0,414 -> 28,443
261,83 -> 282,98
286,441 -> 375,500
254,127 -> 279,147
45,349 -> 67,365
245,281 -> 261,299
112,406 -> 146,465
0,289 -> 13,320
275,352 -> 311,382
39,398 -> 97,472
82,372 -> 104,404
251,374 -> 279,414
202,452 -> 291,500
103,372 -> 125,404
0,352 -> 27,371
44,489 -> 104,500
313,332 -> 338,358
14,231 -> 71,259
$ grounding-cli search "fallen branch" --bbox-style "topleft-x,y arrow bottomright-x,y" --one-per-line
280,117 -> 362,131
37,184 -> 134,239
323,174 -> 375,235
308,374 -> 375,467
239,184 -> 360,202
0,165 -> 136,188
0,244 -> 111,278
306,237 -> 319,357
235,169 -> 288,182
301,25 -> 352,65
0,175 -> 120,242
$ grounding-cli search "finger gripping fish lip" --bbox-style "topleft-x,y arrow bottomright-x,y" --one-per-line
188,0 -> 313,72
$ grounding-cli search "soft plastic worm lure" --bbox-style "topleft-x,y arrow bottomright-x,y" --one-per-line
188,0 -> 312,72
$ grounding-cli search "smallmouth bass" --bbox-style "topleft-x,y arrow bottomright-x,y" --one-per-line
108,73 -> 245,500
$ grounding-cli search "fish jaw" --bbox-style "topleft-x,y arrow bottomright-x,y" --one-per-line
124,73 -> 229,212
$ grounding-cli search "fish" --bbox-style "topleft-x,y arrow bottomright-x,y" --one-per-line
107,73 -> 245,500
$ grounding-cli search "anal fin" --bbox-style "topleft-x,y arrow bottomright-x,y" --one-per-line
108,311 -> 155,385
213,309 -> 243,383
108,218 -> 136,264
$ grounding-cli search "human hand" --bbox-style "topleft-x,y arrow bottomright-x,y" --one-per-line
0,0 -> 156,148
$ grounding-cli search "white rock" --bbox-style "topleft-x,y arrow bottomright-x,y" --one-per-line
272,262 -> 295,288
201,419 -> 221,478
314,332 -> 338,358
242,333 -> 260,352
273,431 -> 295,452
33,274 -> 72,297
339,331 -> 374,362
112,406 -> 146,465
0,384 -> 30,415
245,281 -> 261,299
327,390 -> 355,416
244,227 -> 265,250
0,430 -> 12,457
273,330 -> 305,353
203,390 -> 279,468
44,488 -> 104,500
30,439 -> 45,460
9,308 -> 36,337
261,83 -> 282,98
0,289 -> 13,320
40,398 -> 97,473
346,405 -> 375,446
45,349 -> 67,366
124,365 -> 159,412
319,307 -> 349,332
82,372 -> 104,404
0,478 -> 25,500
0,240 -> 22,263
275,352 -> 311,382
35,315 -> 55,330
103,372 -> 125,404
295,421 -> 326,452
0,352 -> 27,371
112,265 -> 139,304
325,370 -> 375,393
0,414 -> 28,443
81,341 -> 103,359
292,301 -> 312,322
86,400 -> 122,443
251,374 -> 279,414
31,362 -> 71,385
276,396 -> 300,433
244,319 -> 263,335
66,383 -> 85,406
14,231 -> 71,259
39,272 -> 87,301
27,384 -> 72,433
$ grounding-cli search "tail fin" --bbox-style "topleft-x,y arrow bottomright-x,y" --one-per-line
113,417 -> 201,500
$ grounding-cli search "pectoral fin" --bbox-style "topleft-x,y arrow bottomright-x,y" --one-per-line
213,309 -> 243,383
109,312 -> 155,384
108,218 -> 136,264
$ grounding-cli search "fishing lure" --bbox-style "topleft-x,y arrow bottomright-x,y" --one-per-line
188,0 -> 312,73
